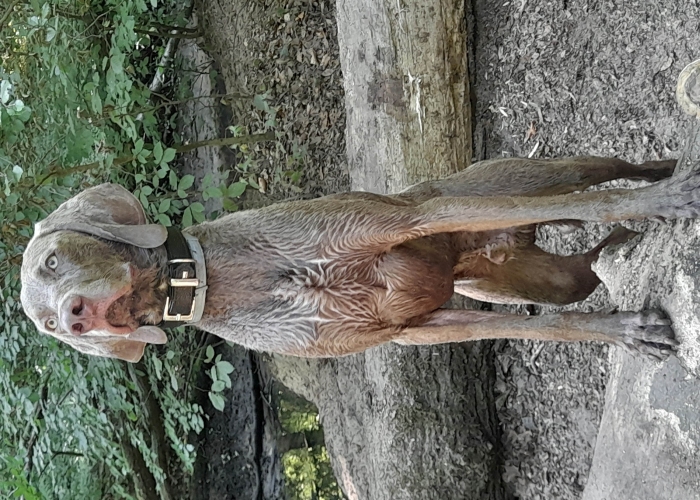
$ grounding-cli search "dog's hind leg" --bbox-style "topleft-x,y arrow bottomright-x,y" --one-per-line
452,226 -> 638,306
397,157 -> 676,201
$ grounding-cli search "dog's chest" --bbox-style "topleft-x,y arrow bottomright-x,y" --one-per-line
197,249 -> 386,353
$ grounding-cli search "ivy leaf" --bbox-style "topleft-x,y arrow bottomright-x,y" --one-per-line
133,138 -> 144,155
153,142 -> 163,163
178,174 -> 195,191
182,207 -> 193,227
222,199 -> 238,212
169,169 -> 178,190
211,380 -> 226,392
203,186 -> 223,200
0,80 -> 11,104
205,345 -> 215,362
156,213 -> 171,226
253,94 -> 267,111
11,165 -> 23,181
46,27 -> 56,42
216,361 -> 234,375
153,357 -> 163,380
209,392 -> 225,412
110,54 -> 124,75
227,181 -> 247,198
91,92 -> 102,115
162,148 -> 176,163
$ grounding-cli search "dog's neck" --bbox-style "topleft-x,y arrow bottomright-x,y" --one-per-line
117,234 -> 209,328
109,242 -> 170,326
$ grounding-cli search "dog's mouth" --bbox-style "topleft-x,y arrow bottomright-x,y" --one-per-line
103,265 -> 167,331
104,291 -> 141,332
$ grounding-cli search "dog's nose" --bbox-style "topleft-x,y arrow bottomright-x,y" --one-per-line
66,297 -> 90,336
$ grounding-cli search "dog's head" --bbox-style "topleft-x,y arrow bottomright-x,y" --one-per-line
20,184 -> 171,362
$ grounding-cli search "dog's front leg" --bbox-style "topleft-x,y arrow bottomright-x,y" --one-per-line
395,310 -> 678,361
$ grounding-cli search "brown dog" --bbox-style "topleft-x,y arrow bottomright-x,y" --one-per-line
20,156 -> 692,362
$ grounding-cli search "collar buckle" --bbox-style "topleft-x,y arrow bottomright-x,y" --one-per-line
159,228 -> 207,328
163,263 -> 200,322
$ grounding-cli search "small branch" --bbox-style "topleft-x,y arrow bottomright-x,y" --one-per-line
37,451 -> 84,479
135,28 -> 200,40
13,133 -> 275,203
49,450 -> 84,458
175,132 -> 276,154
149,36 -> 181,93
0,0 -> 22,30
23,382 -> 50,476
150,21 -> 200,34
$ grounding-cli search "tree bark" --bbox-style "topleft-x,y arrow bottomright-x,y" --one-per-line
128,363 -> 174,500
583,124 -> 700,500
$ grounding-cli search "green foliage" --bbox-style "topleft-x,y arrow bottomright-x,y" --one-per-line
283,447 -> 344,500
203,345 -> 235,412
278,397 -> 343,500
0,0 -> 223,497
280,397 -> 321,434
0,1 -> 288,498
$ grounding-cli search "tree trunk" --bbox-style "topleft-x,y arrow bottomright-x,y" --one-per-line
583,124 -> 700,500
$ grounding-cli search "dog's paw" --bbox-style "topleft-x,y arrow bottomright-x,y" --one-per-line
636,159 -> 677,182
613,310 -> 679,362
646,169 -> 700,219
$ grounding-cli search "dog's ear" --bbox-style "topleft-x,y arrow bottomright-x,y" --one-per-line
34,183 -> 167,248
49,325 -> 168,362
48,332 -> 147,363
127,325 -> 168,345
106,326 -> 168,362
106,338 -> 148,363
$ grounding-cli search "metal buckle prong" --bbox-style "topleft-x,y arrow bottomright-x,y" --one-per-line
168,258 -> 196,264
170,277 -> 199,287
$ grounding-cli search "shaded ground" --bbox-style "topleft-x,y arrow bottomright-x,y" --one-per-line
472,0 -> 700,498
195,0 -> 348,205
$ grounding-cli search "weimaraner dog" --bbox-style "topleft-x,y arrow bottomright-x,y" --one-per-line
20,156 -> 693,362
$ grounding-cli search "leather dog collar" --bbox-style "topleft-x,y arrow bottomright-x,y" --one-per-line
159,227 -> 207,329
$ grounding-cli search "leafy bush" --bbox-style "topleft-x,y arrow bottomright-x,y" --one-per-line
0,1 -> 214,497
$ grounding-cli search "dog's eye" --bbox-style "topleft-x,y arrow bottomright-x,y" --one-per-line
46,254 -> 59,270
45,318 -> 58,331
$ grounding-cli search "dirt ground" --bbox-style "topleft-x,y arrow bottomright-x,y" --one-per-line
472,0 -> 700,498
180,0 -> 700,498
195,0 -> 348,206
